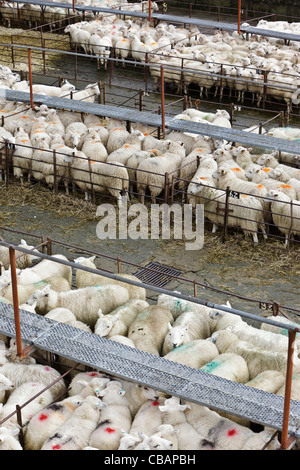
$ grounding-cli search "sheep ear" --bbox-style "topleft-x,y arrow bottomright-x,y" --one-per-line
98,309 -> 103,318
89,256 -> 96,262
226,301 -> 231,308
167,322 -> 173,331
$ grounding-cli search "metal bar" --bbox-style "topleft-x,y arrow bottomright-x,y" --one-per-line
238,0 -> 241,34
281,330 -> 297,449
28,48 -> 33,109
8,246 -> 23,358
160,65 -> 165,136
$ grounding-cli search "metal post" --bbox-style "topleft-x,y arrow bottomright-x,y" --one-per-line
222,187 -> 230,242
281,329 -> 297,449
238,0 -> 241,34
28,48 -> 34,109
160,66 -> 165,137
148,0 -> 151,23
9,246 -> 23,358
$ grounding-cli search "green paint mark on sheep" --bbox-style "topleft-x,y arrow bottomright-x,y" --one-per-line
33,281 -> 48,288
200,360 -> 220,373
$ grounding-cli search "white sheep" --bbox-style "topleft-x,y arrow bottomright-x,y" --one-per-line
214,167 -> 268,199
260,315 -> 300,347
12,127 -> 33,184
163,338 -> 219,369
162,310 -> 210,355
199,352 -> 250,383
119,381 -> 160,418
0,238 -> 39,270
245,370 -> 286,394
26,283 -> 130,328
40,395 -> 103,450
109,335 -> 136,348
80,129 -> 108,162
94,299 -> 149,337
68,370 -> 111,397
159,397 -> 205,450
14,254 -> 72,286
0,362 -> 66,400
127,305 -> 174,356
0,381 -> 54,431
265,189 -> 300,246
24,395 -> 83,450
74,256 -> 146,300
128,397 -> 165,441
277,372 -> 300,402
184,401 -> 280,450
0,426 -> 22,450
88,380 -> 132,450
64,121 -> 88,148
136,141 -> 186,203
0,372 -> 14,403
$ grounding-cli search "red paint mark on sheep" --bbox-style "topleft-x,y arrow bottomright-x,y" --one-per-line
227,429 -> 238,437
52,444 -> 61,450
151,401 -> 160,406
87,372 -> 99,377
38,413 -> 48,421
105,427 -> 116,434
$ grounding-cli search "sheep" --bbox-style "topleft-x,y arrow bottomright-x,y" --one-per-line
106,126 -> 130,155
0,426 -> 22,450
136,141 -> 186,203
68,370 -> 111,397
89,32 -> 112,70
162,310 -> 210,355
80,129 -> 108,162
212,329 -> 300,379
13,254 -> 72,286
0,372 -> 14,403
119,381 -> 160,418
0,381 -> 54,431
65,82 -> 101,103
0,362 -> 66,400
64,121 -> 88,149
244,370 -> 286,394
128,397 -> 165,440
199,352 -> 250,383
260,314 -> 300,342
24,395 -> 83,450
94,299 -> 149,338
88,381 -> 132,450
0,127 -> 15,181
40,395 -> 103,450
152,424 -> 179,450
26,283 -> 130,328
74,255 -> 146,300
265,189 -> 300,246
208,308 -> 246,332
189,180 -> 268,243
159,397 -> 206,450
214,167 -> 268,199
134,432 -> 174,450
0,238 -> 39,270
127,305 -> 174,356
5,338 -> 36,365
184,401 -> 280,450
257,154 -> 300,181
277,372 -> 300,402
163,338 -> 219,369
12,127 -> 33,184
109,335 -> 136,348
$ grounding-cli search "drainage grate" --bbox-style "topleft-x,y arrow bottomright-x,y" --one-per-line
134,262 -> 182,288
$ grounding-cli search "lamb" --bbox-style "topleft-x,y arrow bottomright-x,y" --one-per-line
26,283 -> 130,328
0,362 -> 66,400
127,305 -> 174,356
162,310 -> 210,355
0,127 -> 15,181
0,238 -> 39,270
208,308 -> 246,332
106,126 -> 130,155
13,254 -> 72,286
24,395 -> 83,450
88,381 -> 132,450
80,129 -> 108,162
94,299 -> 149,338
277,372 -> 300,402
184,401 -> 280,450
159,397 -> 206,450
63,121 -> 88,149
134,432 -> 174,450
0,381 -> 54,431
265,189 -> 300,246
260,314 -> 300,341
0,426 -> 22,450
66,82 -> 101,103
68,370 -> 111,397
163,338 -> 219,369
214,167 -> 268,199
119,381 -> 160,417
109,335 -> 136,348
74,256 -> 146,300
152,424 -> 179,450
40,395 -> 103,450
199,352 -> 250,383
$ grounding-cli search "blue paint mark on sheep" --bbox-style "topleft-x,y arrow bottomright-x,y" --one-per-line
200,360 -> 220,373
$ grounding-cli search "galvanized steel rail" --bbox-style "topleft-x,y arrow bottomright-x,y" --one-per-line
4,89 -> 300,155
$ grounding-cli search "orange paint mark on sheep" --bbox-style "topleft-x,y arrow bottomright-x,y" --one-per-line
231,168 -> 241,171
20,139 -> 29,143
196,148 -> 203,152
280,184 -> 292,188
199,177 -> 207,180
257,184 -> 264,188
263,168 -> 271,172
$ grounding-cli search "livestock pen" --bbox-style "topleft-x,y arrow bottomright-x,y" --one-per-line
0,238 -> 299,450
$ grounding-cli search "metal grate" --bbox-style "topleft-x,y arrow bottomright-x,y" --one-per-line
134,262 -> 182,288
0,303 -> 300,438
